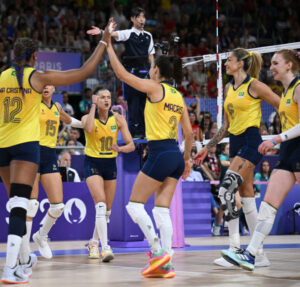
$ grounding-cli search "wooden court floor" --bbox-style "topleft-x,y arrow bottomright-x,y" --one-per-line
0,235 -> 299,286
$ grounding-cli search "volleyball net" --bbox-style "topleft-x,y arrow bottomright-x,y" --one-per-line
181,42 -> 300,144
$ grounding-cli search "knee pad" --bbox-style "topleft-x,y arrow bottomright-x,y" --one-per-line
152,206 -> 171,230
95,202 -> 107,218
10,183 -> 32,199
27,199 -> 39,218
48,203 -> 65,218
126,202 -> 145,223
8,196 -> 29,211
106,210 -> 111,223
241,197 -> 257,214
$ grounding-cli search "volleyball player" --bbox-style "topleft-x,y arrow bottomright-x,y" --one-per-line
103,30 -> 193,278
82,88 -> 134,262
19,85 -> 80,273
194,48 -> 280,267
0,20 -> 112,283
222,49 -> 300,271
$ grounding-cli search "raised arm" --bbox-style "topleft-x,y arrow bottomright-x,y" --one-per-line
106,42 -> 162,102
111,113 -> 135,153
55,102 -> 71,124
250,80 -> 280,110
31,19 -> 114,92
81,95 -> 97,133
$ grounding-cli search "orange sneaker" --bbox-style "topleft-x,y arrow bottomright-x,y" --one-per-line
144,262 -> 175,278
141,250 -> 171,276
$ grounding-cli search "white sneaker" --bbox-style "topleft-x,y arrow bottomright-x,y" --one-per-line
21,253 -> 38,277
88,240 -> 100,259
214,257 -> 235,267
33,231 -> 53,259
1,265 -> 29,284
255,252 -> 270,267
101,246 -> 114,263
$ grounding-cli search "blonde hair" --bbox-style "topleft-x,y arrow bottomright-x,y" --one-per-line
275,49 -> 300,75
232,48 -> 262,79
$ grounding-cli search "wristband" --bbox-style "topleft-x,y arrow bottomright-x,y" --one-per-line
99,40 -> 107,46
271,138 -> 277,146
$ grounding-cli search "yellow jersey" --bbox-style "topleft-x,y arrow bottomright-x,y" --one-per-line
279,77 -> 300,132
145,82 -> 184,141
0,66 -> 42,147
84,111 -> 119,158
224,75 -> 262,135
40,101 -> 60,148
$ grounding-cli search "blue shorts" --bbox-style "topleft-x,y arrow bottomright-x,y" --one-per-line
84,156 -> 117,180
275,137 -> 300,172
229,127 -> 262,166
142,139 -> 185,182
39,146 -> 59,174
0,141 -> 40,167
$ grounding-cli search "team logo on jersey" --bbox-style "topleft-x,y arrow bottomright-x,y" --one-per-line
238,92 -> 245,98
64,198 -> 87,224
110,125 -> 117,132
54,111 -> 59,117
170,88 -> 177,94
11,70 -> 16,77
286,99 -> 291,106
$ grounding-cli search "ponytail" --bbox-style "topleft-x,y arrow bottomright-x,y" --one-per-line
155,55 -> 183,85
232,48 -> 262,79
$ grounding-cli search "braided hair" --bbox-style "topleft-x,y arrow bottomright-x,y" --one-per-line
13,38 -> 37,97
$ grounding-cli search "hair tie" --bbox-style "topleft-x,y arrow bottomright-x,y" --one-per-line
249,51 -> 253,57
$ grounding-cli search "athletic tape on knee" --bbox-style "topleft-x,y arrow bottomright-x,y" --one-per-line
49,203 -> 65,218
241,197 -> 257,214
27,199 -> 39,218
126,202 -> 145,223
256,201 -> 277,234
95,202 -> 107,218
152,207 -> 171,230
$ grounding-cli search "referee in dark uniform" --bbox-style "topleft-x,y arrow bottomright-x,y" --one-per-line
112,7 -> 155,139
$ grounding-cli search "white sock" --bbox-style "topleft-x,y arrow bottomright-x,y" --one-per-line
6,235 -> 22,268
92,227 -> 99,241
247,202 -> 277,256
241,197 -> 258,235
19,221 -> 33,264
39,213 -> 56,236
152,207 -> 173,256
95,202 -> 108,249
247,231 -> 266,256
126,202 -> 161,253
228,217 -> 240,250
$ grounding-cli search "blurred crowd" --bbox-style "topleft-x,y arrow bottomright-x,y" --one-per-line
0,0 -> 291,155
